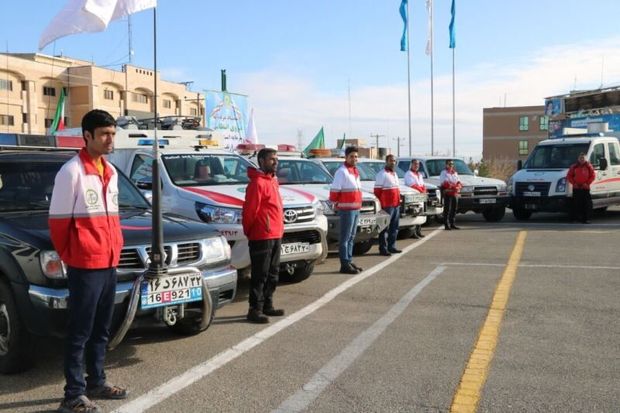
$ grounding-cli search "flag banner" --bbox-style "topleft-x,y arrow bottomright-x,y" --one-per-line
303,127 -> 325,157
205,91 -> 249,150
425,0 -> 433,56
49,88 -> 66,134
338,133 -> 346,149
245,108 -> 258,144
39,0 -> 156,50
449,0 -> 456,48
399,0 -> 408,52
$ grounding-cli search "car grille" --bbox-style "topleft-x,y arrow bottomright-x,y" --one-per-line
360,200 -> 376,214
283,206 -> 315,225
145,245 -> 173,265
515,182 -> 551,197
473,186 -> 498,197
282,230 -> 322,244
118,242 -> 202,271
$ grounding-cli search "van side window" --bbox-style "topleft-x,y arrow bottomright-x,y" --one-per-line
130,155 -> 154,183
589,144 -> 605,168
608,143 -> 620,165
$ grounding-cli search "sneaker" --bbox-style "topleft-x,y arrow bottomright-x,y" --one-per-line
247,308 -> 269,324
388,248 -> 402,254
263,307 -> 285,317
86,383 -> 127,400
339,264 -> 359,274
351,263 -> 363,272
58,395 -> 101,413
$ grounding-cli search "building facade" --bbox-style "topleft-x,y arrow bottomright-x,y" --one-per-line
0,53 -> 203,135
483,105 -> 548,162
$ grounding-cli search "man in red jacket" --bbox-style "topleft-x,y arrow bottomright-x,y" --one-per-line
567,152 -> 596,224
49,110 -> 126,413
242,148 -> 285,323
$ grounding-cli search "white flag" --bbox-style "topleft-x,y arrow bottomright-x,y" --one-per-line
425,0 -> 433,56
245,108 -> 258,144
39,0 -> 156,50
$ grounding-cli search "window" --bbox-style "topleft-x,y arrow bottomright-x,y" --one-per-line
589,143 -> 605,168
44,118 -> 53,128
21,81 -> 27,91
0,79 -> 13,91
190,108 -> 198,116
22,113 -> 28,123
43,86 -> 56,97
133,93 -> 148,104
539,116 -> 549,131
519,116 -> 529,131
0,115 -> 14,126
608,143 -> 620,166
104,89 -> 114,100
518,140 -> 529,156
163,99 -> 171,109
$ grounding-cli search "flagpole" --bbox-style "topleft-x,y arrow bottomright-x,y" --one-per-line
406,0 -> 412,157
148,6 -> 166,276
452,47 -> 455,157
429,0 -> 434,156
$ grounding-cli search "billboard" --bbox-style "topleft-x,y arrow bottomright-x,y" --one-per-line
205,91 -> 248,150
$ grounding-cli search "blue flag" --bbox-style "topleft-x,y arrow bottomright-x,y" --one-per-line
449,0 -> 456,48
399,0 -> 408,52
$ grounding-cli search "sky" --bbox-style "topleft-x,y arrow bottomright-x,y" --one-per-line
3,0 -> 620,159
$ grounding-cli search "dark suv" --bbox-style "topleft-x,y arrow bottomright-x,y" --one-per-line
0,151 -> 237,373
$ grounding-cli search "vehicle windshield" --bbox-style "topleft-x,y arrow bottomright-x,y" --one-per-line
0,160 -> 150,213
161,153 -> 253,186
425,159 -> 473,176
276,159 -> 333,184
357,161 -> 406,180
523,143 -> 590,169
321,161 -> 342,176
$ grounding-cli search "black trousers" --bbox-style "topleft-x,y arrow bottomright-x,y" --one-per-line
571,188 -> 592,222
443,195 -> 458,226
248,238 -> 282,312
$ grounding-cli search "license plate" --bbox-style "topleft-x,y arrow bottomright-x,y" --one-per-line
479,198 -> 496,204
524,204 -> 538,210
140,272 -> 203,309
358,217 -> 377,226
281,242 -> 310,256
523,191 -> 541,197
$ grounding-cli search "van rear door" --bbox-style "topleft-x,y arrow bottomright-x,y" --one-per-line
589,142 -> 609,204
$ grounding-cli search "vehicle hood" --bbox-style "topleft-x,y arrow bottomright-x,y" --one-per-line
510,169 -> 567,183
180,184 -> 318,208
428,175 -> 506,187
359,181 -> 420,195
280,183 -> 376,201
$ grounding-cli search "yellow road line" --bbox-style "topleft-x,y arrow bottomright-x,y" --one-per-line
450,231 -> 528,413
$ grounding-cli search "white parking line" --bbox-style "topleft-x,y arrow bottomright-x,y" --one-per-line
441,262 -> 620,270
272,265 -> 446,413
113,227 -> 444,413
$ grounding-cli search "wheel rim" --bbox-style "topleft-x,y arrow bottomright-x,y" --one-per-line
0,303 -> 10,356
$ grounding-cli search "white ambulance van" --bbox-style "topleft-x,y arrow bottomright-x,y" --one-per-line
508,126 -> 620,219
107,128 -> 328,282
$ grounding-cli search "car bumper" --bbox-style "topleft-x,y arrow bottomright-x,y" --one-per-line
510,195 -> 570,213
457,195 -> 510,212
326,210 -> 390,243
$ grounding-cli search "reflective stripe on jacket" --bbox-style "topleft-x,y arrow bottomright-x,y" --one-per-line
329,163 -> 363,210
48,149 -> 123,269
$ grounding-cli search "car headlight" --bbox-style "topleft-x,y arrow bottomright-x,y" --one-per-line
413,194 -> 427,203
202,236 -> 230,263
506,178 -> 514,194
404,194 -> 415,203
40,250 -> 66,279
195,202 -> 242,224
319,200 -> 335,215
435,189 -> 441,201
556,177 -> 567,193
460,185 -> 474,193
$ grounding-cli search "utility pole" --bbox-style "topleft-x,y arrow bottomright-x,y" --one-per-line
370,133 -> 385,159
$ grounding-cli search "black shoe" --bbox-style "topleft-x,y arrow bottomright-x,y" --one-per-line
379,250 -> 392,257
263,307 -> 285,317
582,220 -> 591,224
450,225 -> 460,230
247,309 -> 269,324
415,228 -> 425,238
339,264 -> 359,274
351,263 -> 363,272
388,248 -> 402,254
444,225 -> 451,230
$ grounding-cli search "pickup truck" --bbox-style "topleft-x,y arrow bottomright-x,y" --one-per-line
0,149 -> 236,373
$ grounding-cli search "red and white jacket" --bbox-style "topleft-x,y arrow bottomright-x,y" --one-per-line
567,161 -> 596,190
374,167 -> 401,208
329,163 -> 363,210
439,167 -> 462,196
242,167 -> 284,241
48,149 -> 123,269
404,170 -> 427,193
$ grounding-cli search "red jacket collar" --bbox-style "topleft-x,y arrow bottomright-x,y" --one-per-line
344,163 -> 359,177
79,148 -> 113,180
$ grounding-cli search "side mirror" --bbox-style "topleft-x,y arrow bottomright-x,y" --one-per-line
599,157 -> 608,170
135,179 -> 153,190
517,160 -> 523,170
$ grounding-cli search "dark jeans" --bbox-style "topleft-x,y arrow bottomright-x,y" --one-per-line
338,209 -> 360,266
64,267 -> 117,399
379,206 -> 400,253
249,238 -> 282,312
444,195 -> 458,226
571,188 -> 592,222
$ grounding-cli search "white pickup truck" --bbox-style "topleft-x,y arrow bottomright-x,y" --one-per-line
508,132 -> 620,219
107,128 -> 328,282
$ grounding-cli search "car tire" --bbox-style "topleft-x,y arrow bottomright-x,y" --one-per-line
169,305 -> 215,336
482,206 -> 506,222
0,279 -> 34,374
280,261 -> 315,283
352,240 -> 373,256
512,207 -> 532,221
